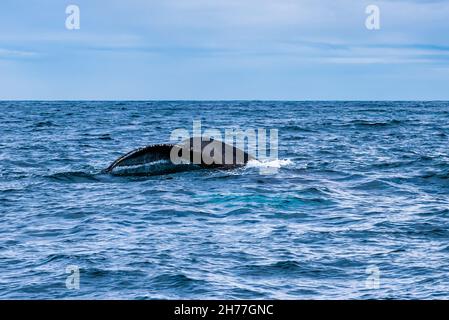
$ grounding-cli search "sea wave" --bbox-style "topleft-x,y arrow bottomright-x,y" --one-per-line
2,101 -> 449,299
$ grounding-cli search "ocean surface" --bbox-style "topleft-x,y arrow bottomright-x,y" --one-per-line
1,101 -> 449,299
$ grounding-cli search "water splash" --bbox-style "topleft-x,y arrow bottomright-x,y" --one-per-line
246,158 -> 293,169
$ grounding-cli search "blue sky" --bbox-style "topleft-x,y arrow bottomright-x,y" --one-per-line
1,0 -> 449,100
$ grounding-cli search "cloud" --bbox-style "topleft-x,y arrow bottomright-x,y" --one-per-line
1,0 -> 449,99
0,48 -> 36,59
2,1 -> 449,60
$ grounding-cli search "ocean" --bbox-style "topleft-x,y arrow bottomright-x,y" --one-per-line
1,101 -> 449,299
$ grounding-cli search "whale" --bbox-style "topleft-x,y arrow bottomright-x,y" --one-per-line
104,137 -> 255,175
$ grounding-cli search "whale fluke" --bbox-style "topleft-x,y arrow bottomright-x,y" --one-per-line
104,137 -> 254,175
103,144 -> 173,173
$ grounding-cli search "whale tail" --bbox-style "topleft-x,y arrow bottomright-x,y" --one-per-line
104,138 -> 255,176
103,144 -> 174,174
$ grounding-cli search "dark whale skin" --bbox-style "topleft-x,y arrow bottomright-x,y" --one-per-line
103,144 -> 173,173
104,138 -> 255,174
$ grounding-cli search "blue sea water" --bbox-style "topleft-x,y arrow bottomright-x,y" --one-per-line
1,101 -> 449,299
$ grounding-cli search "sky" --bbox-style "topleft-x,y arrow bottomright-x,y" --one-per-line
0,0 -> 449,100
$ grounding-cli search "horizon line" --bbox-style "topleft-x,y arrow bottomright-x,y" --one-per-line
1,99 -> 449,102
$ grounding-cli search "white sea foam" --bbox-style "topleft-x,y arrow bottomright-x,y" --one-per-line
246,158 -> 293,169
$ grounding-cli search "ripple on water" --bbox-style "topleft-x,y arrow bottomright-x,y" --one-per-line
1,101 -> 449,299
